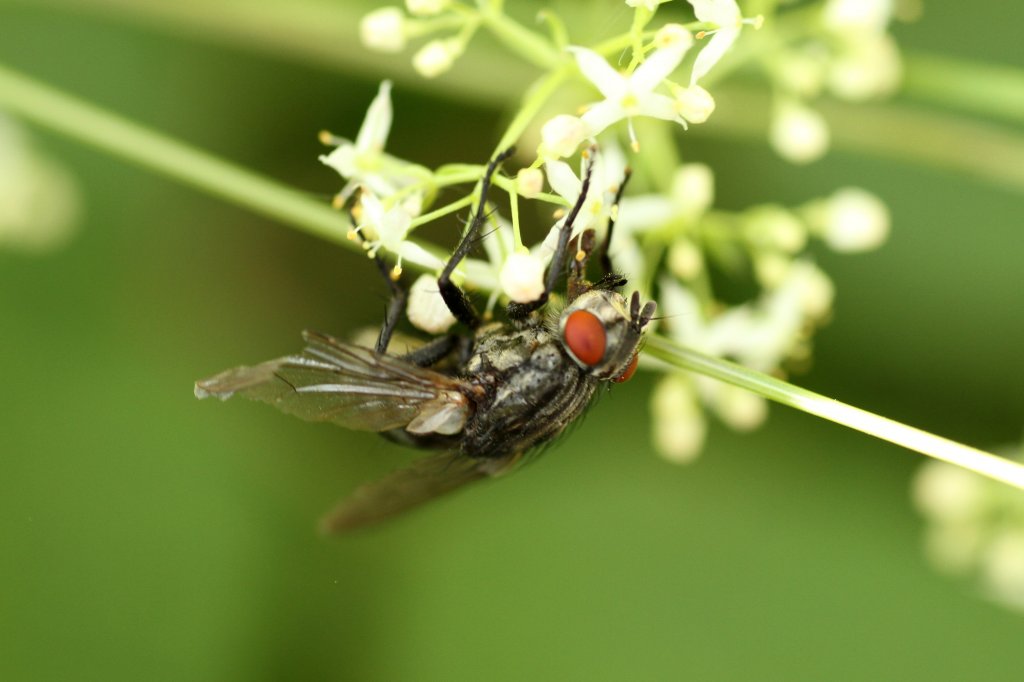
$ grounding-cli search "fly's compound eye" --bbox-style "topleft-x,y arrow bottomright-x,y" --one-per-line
612,352 -> 639,384
563,309 -> 606,366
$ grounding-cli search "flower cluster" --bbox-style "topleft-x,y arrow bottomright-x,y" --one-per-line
764,0 -> 904,163
339,0 -> 894,461
913,444 -> 1024,613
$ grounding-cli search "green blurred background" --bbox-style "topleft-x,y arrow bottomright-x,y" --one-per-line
1,1 -> 1022,680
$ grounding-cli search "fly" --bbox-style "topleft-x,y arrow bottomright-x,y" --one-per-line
195,148 -> 656,532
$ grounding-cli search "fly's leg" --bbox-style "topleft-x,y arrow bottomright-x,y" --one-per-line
365,253 -> 464,368
567,229 -> 596,302
437,148 -> 515,329
507,151 -> 595,320
365,249 -> 407,354
596,167 -> 632,276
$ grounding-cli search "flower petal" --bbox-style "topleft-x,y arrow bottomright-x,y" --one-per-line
690,28 -> 739,84
568,47 -> 627,99
636,92 -> 680,121
544,160 -> 582,201
354,81 -> 393,153
687,0 -> 740,25
580,100 -> 625,137
631,44 -> 687,92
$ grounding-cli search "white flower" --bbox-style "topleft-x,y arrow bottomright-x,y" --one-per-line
406,0 -> 448,17
412,39 -> 458,78
912,461 -> 985,523
537,145 -> 628,259
539,114 -> 587,160
674,84 -> 716,123
743,205 -> 807,254
659,261 -> 832,374
319,81 -> 426,209
499,252 -> 546,303
360,7 -> 407,53
827,34 -> 902,101
822,0 -> 893,35
568,43 -> 689,149
687,0 -> 760,84
670,162 -> 714,221
769,98 -> 830,164
812,187 -> 890,253
406,274 -> 457,334
351,191 -> 442,275
981,531 -> 1024,610
712,383 -> 768,431
667,239 -> 703,280
651,374 -> 707,463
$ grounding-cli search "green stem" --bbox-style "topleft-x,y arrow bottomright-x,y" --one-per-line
477,3 -> 561,69
0,62 -> 357,250
494,66 -> 572,153
903,52 -> 1024,126
645,335 -> 1024,491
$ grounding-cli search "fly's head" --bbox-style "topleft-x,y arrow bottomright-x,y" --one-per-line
558,289 -> 656,383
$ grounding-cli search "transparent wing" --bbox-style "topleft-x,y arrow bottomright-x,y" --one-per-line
195,330 -> 471,434
319,451 -> 522,533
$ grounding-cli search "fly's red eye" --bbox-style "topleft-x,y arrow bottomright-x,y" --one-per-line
612,352 -> 639,383
563,310 -> 606,366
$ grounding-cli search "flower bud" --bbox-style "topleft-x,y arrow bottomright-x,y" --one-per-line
412,39 -> 456,78
360,7 -> 407,53
539,115 -> 586,159
406,274 -> 457,334
818,187 -> 890,252
770,99 -> 829,164
516,168 -> 544,199
499,252 -> 546,303
654,23 -> 693,51
675,84 -> 716,124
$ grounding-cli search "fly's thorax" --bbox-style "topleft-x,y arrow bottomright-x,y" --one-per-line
465,321 -> 556,375
557,289 -> 654,381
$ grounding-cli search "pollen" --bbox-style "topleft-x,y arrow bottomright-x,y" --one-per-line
390,264 -> 403,280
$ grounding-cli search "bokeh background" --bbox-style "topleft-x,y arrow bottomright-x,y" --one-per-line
1,1 -> 1022,680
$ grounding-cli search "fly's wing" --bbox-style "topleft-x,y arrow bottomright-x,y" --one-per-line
319,451 -> 522,533
195,330 -> 470,435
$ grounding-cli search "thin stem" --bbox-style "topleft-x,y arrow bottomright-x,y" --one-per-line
494,66 -> 573,153
477,3 -> 561,70
410,194 -> 476,229
0,62 -> 356,251
903,52 -> 1024,126
644,335 -> 1024,491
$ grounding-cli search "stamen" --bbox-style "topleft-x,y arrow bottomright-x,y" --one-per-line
628,119 -> 640,152
318,130 -> 343,146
